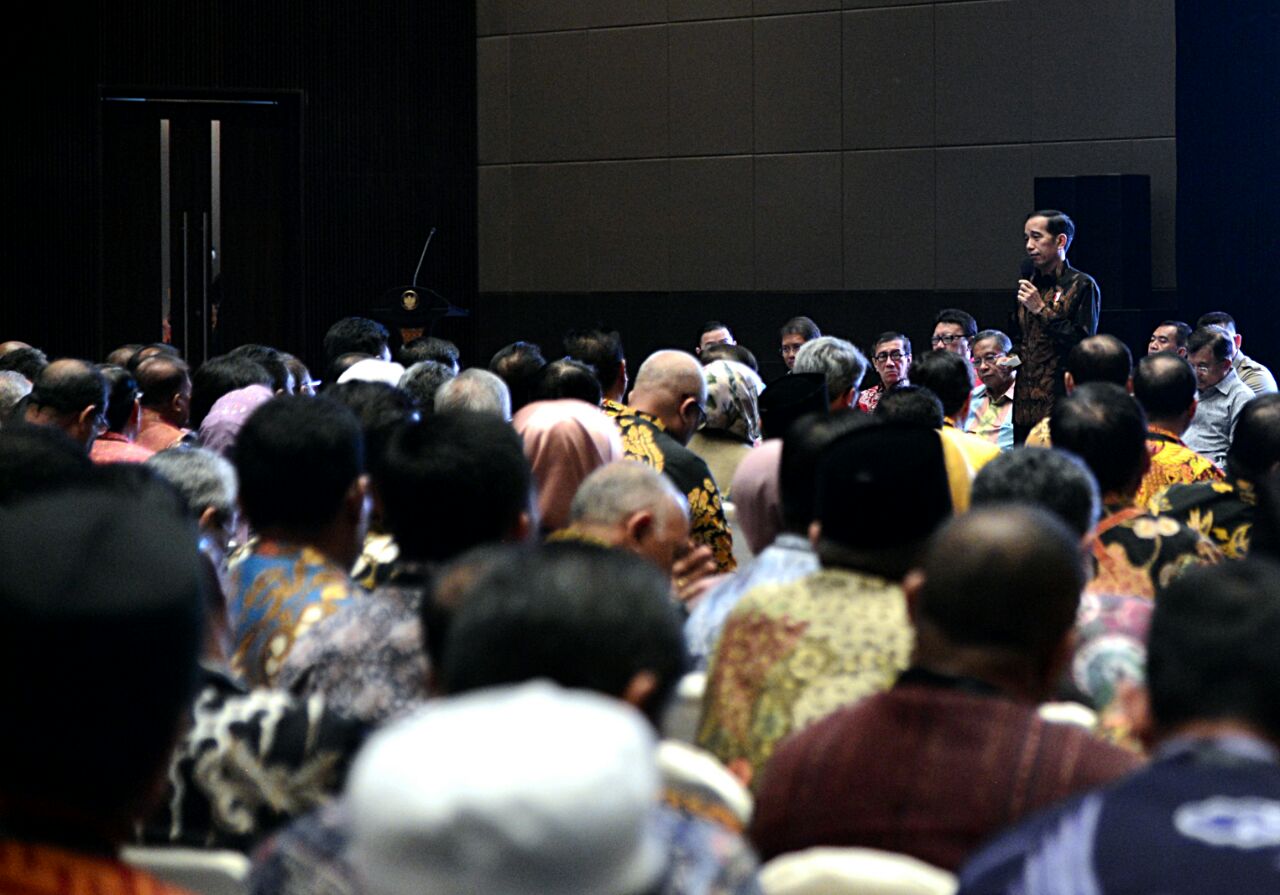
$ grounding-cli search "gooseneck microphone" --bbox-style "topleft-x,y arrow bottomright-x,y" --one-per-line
412,227 -> 438,288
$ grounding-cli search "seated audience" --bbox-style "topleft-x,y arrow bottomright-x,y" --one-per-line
398,358 -> 456,413
278,412 -> 534,724
0,423 -> 92,504
1132,352 -> 1222,506
135,354 -> 195,449
229,343 -> 295,393
0,480 -> 206,893
930,307 -> 979,364
489,340 -> 546,412
531,356 -> 603,405
189,353 -> 271,431
0,344 -> 50,382
751,507 -> 1141,871
792,335 -> 866,412
1148,319 -> 1192,357
964,329 -> 1017,450
564,325 -> 628,405
1051,382 -> 1222,599
282,352 -> 317,396
856,331 -> 912,413
698,424 -> 952,785
1184,325 -> 1256,467
89,365 -> 154,464
323,316 -> 392,378
398,335 -> 459,373
1156,394 -> 1280,559
336,357 -> 406,387
910,349 -> 1001,473
514,396 -> 622,533
435,367 -> 512,419
227,395 -> 369,686
1197,310 -> 1277,395
779,316 -> 821,370
607,350 -> 736,572
688,359 -> 763,498
199,383 -> 275,457
1025,334 -> 1132,446
959,560 -> 1280,893
696,320 -> 736,356
701,341 -> 761,374
0,370 -> 31,426
23,358 -> 108,450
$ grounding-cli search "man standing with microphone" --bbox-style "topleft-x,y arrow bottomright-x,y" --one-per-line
1010,209 -> 1101,444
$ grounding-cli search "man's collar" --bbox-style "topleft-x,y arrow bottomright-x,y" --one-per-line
1147,424 -> 1185,445
1202,368 -> 1241,397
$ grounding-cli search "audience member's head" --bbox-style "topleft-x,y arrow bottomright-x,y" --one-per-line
233,396 -> 367,565
146,446 -> 239,552
567,461 -> 690,572
436,368 -> 512,420
439,542 -> 687,728
1187,326 -> 1237,391
324,317 -> 391,371
336,358 -> 407,388
697,320 -> 735,355
489,341 -> 546,413
700,342 -> 760,373
0,346 -> 50,383
0,477 -> 205,844
793,336 -> 867,412
198,385 -> 275,458
378,412 -> 532,563
228,344 -> 294,393
1051,382 -> 1148,499
1148,320 -> 1192,357
105,343 -> 143,368
931,308 -> 978,356
564,327 -> 627,403
126,342 -> 180,374
971,447 -> 1101,538
875,385 -> 944,428
906,350 -> 972,420
137,355 -> 193,425
779,316 -> 821,369
0,423 -> 93,505
628,351 -> 707,446
532,358 -> 603,406
971,329 -> 1016,396
1226,394 -> 1280,483
98,364 -> 142,436
323,380 -> 418,471
699,360 -> 762,444
780,411 -> 876,536
399,336 -> 459,374
1066,335 -> 1133,391
24,359 -> 109,448
907,506 -> 1086,701
870,331 -> 912,390
1195,311 -> 1243,345
514,399 -> 622,533
0,370 -> 32,425
1144,560 -> 1280,747
282,353 -> 317,397
398,360 -> 457,414
189,354 -> 270,430
1133,352 -> 1197,428
757,372 -> 828,441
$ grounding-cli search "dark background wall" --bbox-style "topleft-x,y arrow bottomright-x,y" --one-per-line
475,0 -> 1177,381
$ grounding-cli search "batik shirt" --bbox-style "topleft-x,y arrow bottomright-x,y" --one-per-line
275,562 -> 432,725
604,400 -> 736,572
697,567 -> 912,784
1152,476 -> 1257,559
228,540 -> 363,687
0,842 -> 190,895
1134,425 -> 1223,508
1009,263 -> 1100,434
1087,501 -> 1223,600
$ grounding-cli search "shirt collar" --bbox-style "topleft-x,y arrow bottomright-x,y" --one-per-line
1204,368 -> 1241,397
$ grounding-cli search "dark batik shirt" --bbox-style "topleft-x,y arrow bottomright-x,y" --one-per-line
1009,263 -> 1100,434
1087,501 -> 1223,600
1152,475 -> 1257,559
604,400 -> 736,572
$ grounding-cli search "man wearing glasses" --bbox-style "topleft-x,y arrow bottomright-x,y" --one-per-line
779,316 -> 821,371
964,329 -> 1017,451
856,332 -> 912,413
22,359 -> 109,451
1183,327 -> 1255,468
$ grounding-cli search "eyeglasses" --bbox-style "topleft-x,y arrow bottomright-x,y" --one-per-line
873,350 -> 908,364
780,344 -> 802,357
971,352 -> 1007,368
1192,363 -> 1215,375
931,334 -> 967,346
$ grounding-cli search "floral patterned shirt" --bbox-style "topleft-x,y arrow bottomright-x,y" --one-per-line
1152,475 -> 1257,559
1087,501 -> 1223,600
1135,425 -> 1223,508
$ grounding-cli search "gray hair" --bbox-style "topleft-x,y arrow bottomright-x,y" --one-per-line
435,368 -> 512,420
972,329 -> 1012,353
399,360 -> 457,413
970,447 -> 1101,538
145,446 -> 239,517
793,336 -> 868,400
0,371 -> 32,424
569,461 -> 686,527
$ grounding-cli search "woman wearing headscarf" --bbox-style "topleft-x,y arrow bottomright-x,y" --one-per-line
513,398 -> 623,534
687,360 -> 762,501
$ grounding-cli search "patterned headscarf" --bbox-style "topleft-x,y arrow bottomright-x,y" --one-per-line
701,360 -> 762,445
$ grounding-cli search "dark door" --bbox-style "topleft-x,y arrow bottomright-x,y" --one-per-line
99,90 -> 303,365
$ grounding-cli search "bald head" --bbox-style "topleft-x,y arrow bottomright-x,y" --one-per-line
137,356 -> 192,426
569,461 -> 690,572
0,341 -> 32,356
629,351 -> 706,444
24,359 -> 108,448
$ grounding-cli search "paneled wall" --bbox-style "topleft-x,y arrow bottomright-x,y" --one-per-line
475,0 -> 1176,368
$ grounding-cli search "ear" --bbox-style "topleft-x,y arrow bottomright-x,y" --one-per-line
901,569 -> 926,625
1124,376 -> 1134,395
198,505 -> 220,532
508,509 -> 536,544
834,387 -> 855,410
621,670 -> 658,713
344,474 -> 371,523
1056,233 -> 1069,252
1064,371 -> 1076,394
170,390 -> 185,415
624,509 -> 655,548
1234,332 -> 1244,351
808,520 -> 822,550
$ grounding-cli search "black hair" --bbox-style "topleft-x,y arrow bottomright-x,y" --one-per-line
1154,320 -> 1192,349
780,411 -> 877,534
379,412 -> 531,562
28,360 -> 107,419
125,342 -> 180,374
531,357 -> 603,405
232,395 -> 364,533
323,317 -> 390,364
1066,335 -> 1132,386
0,423 -> 94,505
439,542 -> 688,728
906,350 -> 971,417
700,342 -> 759,372
489,341 -> 547,413
933,308 -> 978,338
190,354 -> 272,430
322,380 -> 418,478
1147,560 -> 1280,740
228,344 -> 292,393
1133,353 -> 1197,420
875,385 -> 943,428
1227,394 -> 1280,482
98,365 -> 140,433
1195,311 -> 1237,335
700,320 -> 731,338
563,327 -> 625,389
1050,382 -> 1148,496
0,347 -> 50,382
1026,209 -> 1076,250
399,337 -> 460,369
1187,326 -> 1234,362
399,360 -> 457,414
136,356 -> 191,410
971,447 -> 1100,538
872,331 -> 912,356
780,316 -> 821,341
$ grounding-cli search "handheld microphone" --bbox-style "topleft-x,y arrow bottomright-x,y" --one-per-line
1019,257 -> 1036,281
